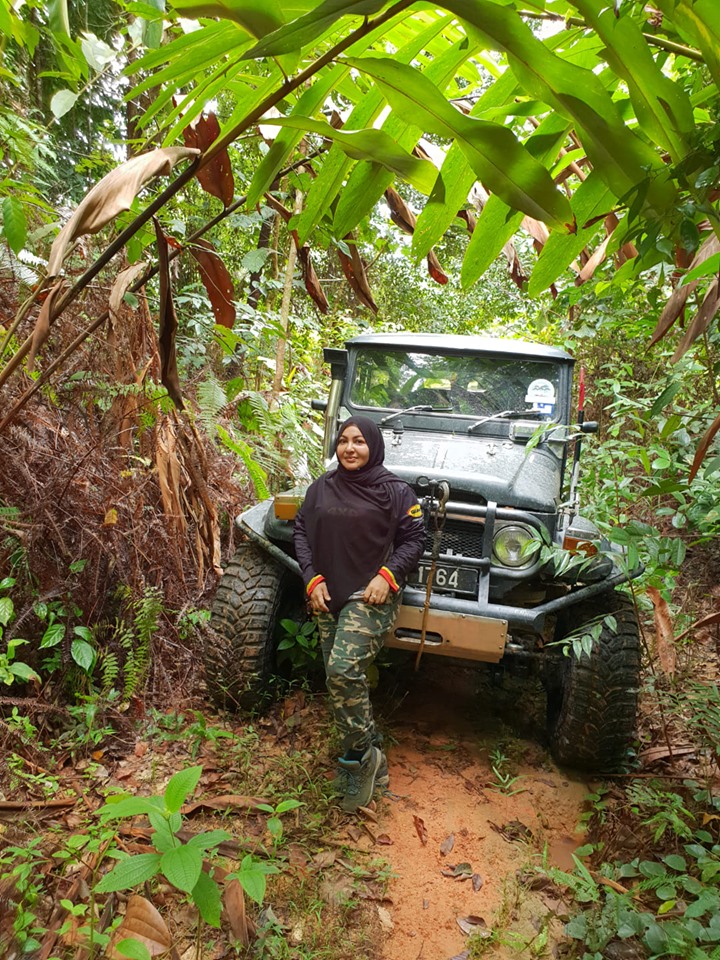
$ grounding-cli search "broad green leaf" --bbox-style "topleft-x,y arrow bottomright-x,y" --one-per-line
345,56 -> 572,228
70,639 -> 95,672
81,34 -> 116,72
654,0 -> 720,87
48,0 -> 71,37
461,202 -> 523,290
440,0 -> 672,209
170,0 -> 284,37
148,811 -> 177,853
528,173 -> 614,296
186,829 -> 231,850
681,250 -> 720,284
98,795 -> 166,820
115,939 -> 152,960
40,622 -> 65,649
164,765 -> 202,812
246,63 -> 347,208
9,662 -> 40,683
160,844 -> 203,893
242,0 -> 393,59
294,12 -> 451,245
2,196 -> 27,254
261,116 -> 437,195
333,31 -> 479,237
412,68 -> 520,261
126,18 -> 241,76
0,595 -> 13,626
571,0 -> 694,161
50,88 -> 79,119
191,871 -> 222,927
461,112 -> 570,288
234,854 -> 279,905
95,853 -> 162,894
141,0 -> 166,49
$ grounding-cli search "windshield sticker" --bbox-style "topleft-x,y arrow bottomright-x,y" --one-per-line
525,378 -> 556,415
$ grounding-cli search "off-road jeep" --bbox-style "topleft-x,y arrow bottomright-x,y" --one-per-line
207,333 -> 642,770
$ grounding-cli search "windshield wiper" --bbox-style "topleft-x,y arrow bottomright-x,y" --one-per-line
379,404 -> 452,426
467,409 -> 544,434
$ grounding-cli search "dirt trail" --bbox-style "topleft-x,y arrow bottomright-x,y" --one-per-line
372,662 -> 589,959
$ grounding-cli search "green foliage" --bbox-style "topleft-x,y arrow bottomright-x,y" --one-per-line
277,617 -> 320,671
95,765 -> 279,920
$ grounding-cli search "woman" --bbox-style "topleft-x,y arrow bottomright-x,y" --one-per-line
294,416 -> 426,812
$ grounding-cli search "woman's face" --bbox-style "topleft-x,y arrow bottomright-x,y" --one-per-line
337,424 -> 370,471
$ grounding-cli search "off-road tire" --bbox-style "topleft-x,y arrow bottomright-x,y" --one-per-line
546,591 -> 641,771
205,541 -> 301,711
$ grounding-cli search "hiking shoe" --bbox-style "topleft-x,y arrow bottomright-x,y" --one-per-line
338,745 -> 382,812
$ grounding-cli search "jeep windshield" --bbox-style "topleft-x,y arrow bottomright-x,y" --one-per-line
349,348 -> 564,427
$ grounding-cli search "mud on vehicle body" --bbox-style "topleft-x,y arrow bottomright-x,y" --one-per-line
208,334 -> 643,770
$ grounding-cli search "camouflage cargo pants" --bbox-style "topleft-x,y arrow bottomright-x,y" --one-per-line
316,591 -> 402,754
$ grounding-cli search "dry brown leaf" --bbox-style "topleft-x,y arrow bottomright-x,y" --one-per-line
27,279 -> 69,372
674,607 -> 720,639
311,850 -> 337,871
646,586 -> 676,675
154,219 -> 184,410
440,833 -> 455,856
472,873 -> 484,892
337,238 -> 378,313
109,262 -> 148,321
109,894 -> 172,958
689,408 -> 720,481
224,878 -> 250,946
427,250 -> 449,285
47,147 -> 199,276
456,915 -> 489,937
182,112 -> 234,207
182,794 -> 268,814
457,209 -> 476,234
413,814 -> 428,846
650,234 -> 720,345
671,277 -> 720,361
376,906 -> 394,932
297,245 -> 329,314
188,238 -> 236,328
575,231 -> 613,285
385,186 -> 416,234
155,418 -> 186,537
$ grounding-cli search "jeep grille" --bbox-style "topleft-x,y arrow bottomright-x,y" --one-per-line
426,518 -> 485,559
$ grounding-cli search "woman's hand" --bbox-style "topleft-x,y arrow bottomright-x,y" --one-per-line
363,574 -> 390,606
309,580 -> 331,614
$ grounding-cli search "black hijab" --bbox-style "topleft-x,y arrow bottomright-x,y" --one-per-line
301,416 -> 405,613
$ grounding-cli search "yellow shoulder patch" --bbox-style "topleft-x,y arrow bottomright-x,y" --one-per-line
407,503 -> 422,518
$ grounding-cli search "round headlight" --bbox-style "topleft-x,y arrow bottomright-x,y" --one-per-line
493,524 -> 539,568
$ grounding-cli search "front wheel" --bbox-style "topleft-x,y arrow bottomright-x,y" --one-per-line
546,591 -> 641,771
205,541 -> 303,711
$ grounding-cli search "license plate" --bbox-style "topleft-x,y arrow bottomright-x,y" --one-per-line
412,562 -> 478,595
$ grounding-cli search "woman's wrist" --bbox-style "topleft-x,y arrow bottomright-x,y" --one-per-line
378,567 -> 399,592
307,574 -> 325,596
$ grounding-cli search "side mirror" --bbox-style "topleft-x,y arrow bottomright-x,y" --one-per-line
580,420 -> 598,434
311,398 -> 328,412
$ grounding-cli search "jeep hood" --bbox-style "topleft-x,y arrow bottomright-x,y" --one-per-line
381,429 -> 562,512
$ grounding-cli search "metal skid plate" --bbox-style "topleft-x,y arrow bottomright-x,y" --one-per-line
384,605 -> 508,662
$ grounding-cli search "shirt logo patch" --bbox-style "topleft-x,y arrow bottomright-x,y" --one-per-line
408,503 -> 422,518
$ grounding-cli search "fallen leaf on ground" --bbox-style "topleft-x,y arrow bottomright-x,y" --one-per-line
182,794 -> 268,814
224,878 -> 251,945
377,906 -> 394,932
311,850 -> 336,871
376,833 -> 393,845
456,915 -> 490,937
472,874 -> 484,891
413,815 -> 428,845
109,894 -> 172,958
489,820 -> 533,842
440,833 -> 455,856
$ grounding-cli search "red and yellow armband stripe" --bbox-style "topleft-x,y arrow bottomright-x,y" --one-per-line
378,566 -> 399,592
306,575 -> 325,596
